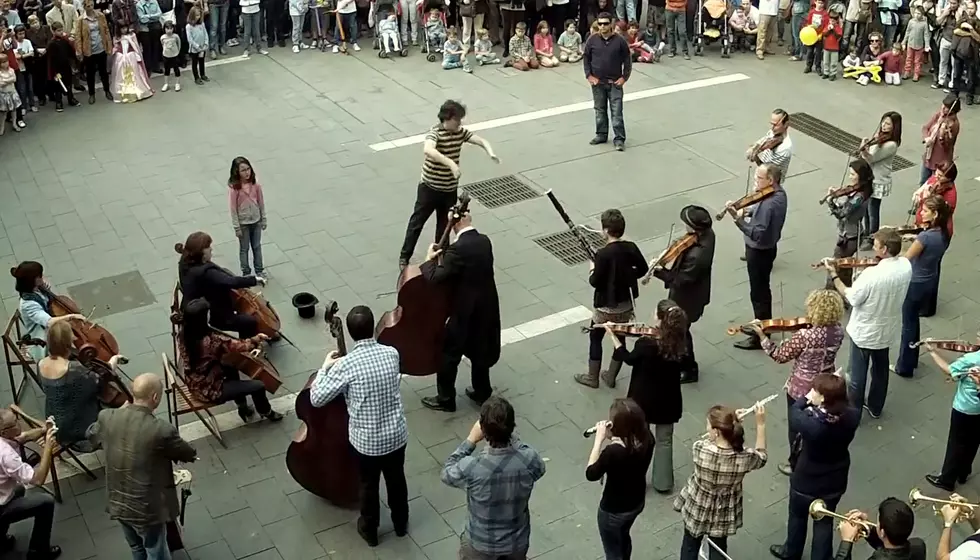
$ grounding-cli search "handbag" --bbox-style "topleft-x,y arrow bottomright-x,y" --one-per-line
459,0 -> 475,17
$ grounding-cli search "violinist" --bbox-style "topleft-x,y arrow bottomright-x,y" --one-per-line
10,261 -> 85,363
418,210 -> 501,413
911,162 -> 957,317
573,209 -> 648,390
651,205 -> 714,384
745,109 -> 793,180
746,289 -> 845,476
824,229 -> 910,420
176,231 -> 266,340
858,111 -> 902,249
920,94 -> 960,186
726,163 -> 787,351
823,159 -> 873,288
177,298 -> 283,423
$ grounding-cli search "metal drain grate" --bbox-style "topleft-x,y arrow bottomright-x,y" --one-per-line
533,228 -> 605,266
789,112 -> 915,171
461,175 -> 541,209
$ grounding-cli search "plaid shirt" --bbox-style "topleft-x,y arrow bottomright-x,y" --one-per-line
309,339 -> 408,457
441,439 -> 546,556
673,439 -> 767,538
509,34 -> 533,60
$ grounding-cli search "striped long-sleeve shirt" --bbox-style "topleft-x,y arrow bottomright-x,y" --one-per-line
755,130 -> 794,181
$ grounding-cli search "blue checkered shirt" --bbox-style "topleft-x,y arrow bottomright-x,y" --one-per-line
309,339 -> 409,457
441,439 -> 546,556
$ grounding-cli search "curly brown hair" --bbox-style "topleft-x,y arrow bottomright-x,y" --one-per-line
805,290 -> 844,327
656,299 -> 689,361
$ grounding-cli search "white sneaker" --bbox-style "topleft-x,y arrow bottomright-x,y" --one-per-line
352,43 -> 361,51
175,83 -> 182,92
227,38 -> 240,47
242,50 -> 250,58
259,48 -> 270,55
292,45 -> 300,53
300,42 -> 310,49
332,45 -> 339,53
161,83 -> 169,91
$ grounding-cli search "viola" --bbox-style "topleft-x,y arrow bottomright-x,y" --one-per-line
726,317 -> 811,336
39,286 -> 120,363
582,322 -> 660,337
810,257 -> 880,270
909,339 -> 980,353
375,194 -> 471,376
641,233 -> 697,285
285,300 -> 360,508
716,185 -> 777,221
230,288 -> 297,349
219,340 -> 283,394
818,183 -> 862,205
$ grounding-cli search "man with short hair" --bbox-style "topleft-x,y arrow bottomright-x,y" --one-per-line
311,305 -> 410,547
89,373 -> 198,560
398,99 -> 499,269
747,109 -> 794,181
583,12 -> 631,151
0,408 -> 59,560
824,228 -> 911,419
441,397 -> 546,560
836,497 -> 926,559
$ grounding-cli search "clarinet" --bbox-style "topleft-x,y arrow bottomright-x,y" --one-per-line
545,190 -> 597,262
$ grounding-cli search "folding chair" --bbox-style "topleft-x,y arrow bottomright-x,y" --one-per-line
162,352 -> 227,448
2,312 -> 44,405
8,405 -> 97,503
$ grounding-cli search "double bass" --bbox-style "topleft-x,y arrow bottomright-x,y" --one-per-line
285,300 -> 360,508
375,194 -> 472,376
39,286 -> 121,363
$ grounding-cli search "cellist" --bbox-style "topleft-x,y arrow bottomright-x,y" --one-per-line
10,261 -> 85,363
176,231 -> 265,339
650,205 -> 715,384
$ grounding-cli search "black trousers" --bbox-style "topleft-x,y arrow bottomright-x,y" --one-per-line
825,236 -> 857,289
681,329 -> 698,374
83,52 -> 110,95
938,408 -> 980,486
745,245 -> 777,321
219,365 -> 271,413
264,0 -> 290,42
588,322 -> 625,363
212,311 -> 259,340
0,486 -> 55,553
190,52 -> 207,79
138,28 -> 164,73
399,182 -> 458,262
355,445 -> 409,531
437,335 -> 492,401
48,68 -> 77,105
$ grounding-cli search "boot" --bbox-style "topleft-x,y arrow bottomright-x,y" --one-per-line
601,359 -> 624,388
573,360 -> 601,388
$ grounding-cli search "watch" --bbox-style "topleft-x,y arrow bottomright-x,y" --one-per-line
945,521 -> 955,528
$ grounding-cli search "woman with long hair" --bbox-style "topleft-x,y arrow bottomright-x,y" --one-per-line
676,404 -> 767,560
893,195 -> 951,377
769,373 -> 859,560
585,398 -> 653,560
860,111 -> 902,249
605,299 -> 687,492
824,158 -> 874,287
10,261 -> 84,363
911,161 -> 957,317
177,298 -> 282,422
177,231 -> 265,339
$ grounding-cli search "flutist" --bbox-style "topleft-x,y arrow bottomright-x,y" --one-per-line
938,494 -> 980,560
834,499 -> 925,560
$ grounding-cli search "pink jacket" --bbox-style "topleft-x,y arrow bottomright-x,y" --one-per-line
229,182 -> 266,233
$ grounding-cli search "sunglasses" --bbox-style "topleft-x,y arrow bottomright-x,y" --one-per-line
597,20 -> 612,25
870,38 -> 881,42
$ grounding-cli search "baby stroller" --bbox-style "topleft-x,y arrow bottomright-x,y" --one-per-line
694,0 -> 731,57
371,0 -> 408,57
420,0 -> 448,62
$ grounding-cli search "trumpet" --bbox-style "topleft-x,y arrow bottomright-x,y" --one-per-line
809,500 -> 878,538
909,488 -> 979,523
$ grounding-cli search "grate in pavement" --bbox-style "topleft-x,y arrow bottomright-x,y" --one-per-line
533,228 -> 605,266
67,270 -> 157,319
461,175 -> 541,209
789,112 -> 915,171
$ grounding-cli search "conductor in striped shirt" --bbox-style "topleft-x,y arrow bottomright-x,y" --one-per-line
747,109 -> 794,181
398,100 -> 500,269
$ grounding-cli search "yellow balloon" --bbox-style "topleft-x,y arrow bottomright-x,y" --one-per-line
799,26 -> 819,46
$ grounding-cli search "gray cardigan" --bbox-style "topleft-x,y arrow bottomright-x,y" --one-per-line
864,140 -> 898,198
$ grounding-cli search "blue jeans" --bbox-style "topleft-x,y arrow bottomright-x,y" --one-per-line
847,339 -> 889,417
782,489 -> 841,560
920,164 -> 934,186
598,505 -> 643,560
209,2 -> 229,51
335,11 -> 357,44
238,223 -> 264,275
895,280 -> 933,375
790,12 -> 805,57
120,522 -> 171,560
680,531 -> 727,560
242,11 -> 263,51
615,0 -> 636,22
592,83 -> 625,144
862,196 -> 882,236
665,10 -> 687,54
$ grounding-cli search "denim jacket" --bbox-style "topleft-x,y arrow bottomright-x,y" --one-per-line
135,0 -> 162,32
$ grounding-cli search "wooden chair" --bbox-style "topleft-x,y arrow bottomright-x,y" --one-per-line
162,352 -> 227,448
9,405 -> 97,503
2,312 -> 43,405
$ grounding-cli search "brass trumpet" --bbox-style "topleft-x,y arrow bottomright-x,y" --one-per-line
809,500 -> 877,538
909,488 -> 979,523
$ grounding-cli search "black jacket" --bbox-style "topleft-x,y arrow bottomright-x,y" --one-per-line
616,337 -> 682,425
178,261 -> 256,324
653,229 -> 715,323
833,533 -> 926,560
590,241 -> 647,309
422,229 -> 501,367
789,398 -> 860,497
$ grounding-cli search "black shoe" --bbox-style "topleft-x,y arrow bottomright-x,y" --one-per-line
237,405 -> 256,422
769,544 -> 793,560
37,98 -> 46,106
959,474 -> 970,484
614,142 -> 625,151
267,39 -> 275,48
394,523 -> 408,537
733,336 -> 762,350
465,387 -> 491,405
195,78 -> 204,85
821,74 -> 828,79
803,66 -> 811,74
356,517 -> 379,547
589,136 -> 607,145
68,98 -> 81,107
105,91 -> 113,101
26,546 -> 62,560
421,396 -> 456,412
73,83 -> 85,92
739,255 -> 746,261
862,405 -> 881,419
679,370 -> 699,384
1,535 -> 14,553
88,95 -> 95,104
278,39 -> 287,48
398,257 -> 409,270
55,102 -> 64,112
926,474 -> 955,492
202,75 -> 210,82
264,410 -> 284,422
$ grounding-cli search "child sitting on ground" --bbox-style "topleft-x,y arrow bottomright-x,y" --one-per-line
506,21 -> 538,70
877,42 -> 903,84
534,20 -> 559,66
641,20 -> 664,60
425,8 -> 446,52
473,28 -> 500,64
728,2 -> 758,52
842,44 -> 860,71
442,26 -> 467,69
557,19 -> 582,62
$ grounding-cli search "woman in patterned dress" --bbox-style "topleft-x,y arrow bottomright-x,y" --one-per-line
747,289 -> 845,476
675,404 -> 768,560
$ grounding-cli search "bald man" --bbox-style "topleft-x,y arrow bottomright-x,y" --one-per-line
89,373 -> 197,560
0,408 -> 60,559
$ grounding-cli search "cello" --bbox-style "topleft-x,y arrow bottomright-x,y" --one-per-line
375,194 -> 472,376
219,339 -> 283,394
39,286 -> 121,363
75,346 -> 133,407
285,300 -> 360,508
230,288 -> 296,348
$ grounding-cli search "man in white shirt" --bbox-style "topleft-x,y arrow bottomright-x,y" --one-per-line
756,0 -> 781,58
824,228 -> 912,420
746,108 -> 794,181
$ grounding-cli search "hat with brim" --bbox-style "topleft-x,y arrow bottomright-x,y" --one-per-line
681,205 -> 712,231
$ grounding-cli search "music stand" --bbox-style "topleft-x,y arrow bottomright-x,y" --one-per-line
699,537 -> 734,560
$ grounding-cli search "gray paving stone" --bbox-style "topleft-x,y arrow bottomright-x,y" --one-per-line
214,508 -> 275,558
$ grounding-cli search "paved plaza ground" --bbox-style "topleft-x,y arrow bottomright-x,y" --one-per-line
0,36 -> 978,560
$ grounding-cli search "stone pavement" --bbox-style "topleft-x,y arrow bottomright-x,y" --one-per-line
0,34 -> 978,560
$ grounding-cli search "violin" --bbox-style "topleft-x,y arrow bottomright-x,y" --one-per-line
581,322 -> 660,337
881,225 -> 925,236
640,233 -> 697,285
856,130 -> 888,154
285,300 -> 360,508
716,185 -> 776,221
750,132 -> 785,163
39,286 -> 120,363
726,317 -> 811,336
810,257 -> 880,270
909,339 -> 980,353
219,339 -> 283,394
818,183 -> 862,205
